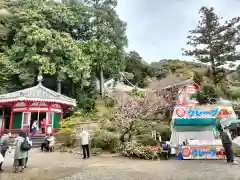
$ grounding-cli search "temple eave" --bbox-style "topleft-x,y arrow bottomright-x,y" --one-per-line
0,97 -> 76,107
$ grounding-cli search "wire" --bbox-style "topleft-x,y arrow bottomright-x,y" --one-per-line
120,72 -> 137,87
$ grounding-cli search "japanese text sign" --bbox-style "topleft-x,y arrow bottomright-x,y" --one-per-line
181,146 -> 225,159
173,105 -> 234,120
187,108 -> 218,118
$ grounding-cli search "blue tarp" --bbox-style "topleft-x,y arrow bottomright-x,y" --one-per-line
174,118 -> 218,126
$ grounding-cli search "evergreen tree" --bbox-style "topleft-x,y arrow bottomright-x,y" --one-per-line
183,7 -> 240,85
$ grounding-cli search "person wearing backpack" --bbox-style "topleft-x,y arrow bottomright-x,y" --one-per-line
24,131 -> 32,168
13,131 -> 31,173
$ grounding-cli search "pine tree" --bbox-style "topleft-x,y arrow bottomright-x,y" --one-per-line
183,7 -> 240,85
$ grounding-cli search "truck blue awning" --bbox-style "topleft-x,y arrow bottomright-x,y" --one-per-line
174,118 -> 218,126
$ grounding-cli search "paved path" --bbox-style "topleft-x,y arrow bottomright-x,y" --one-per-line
0,150 -> 240,180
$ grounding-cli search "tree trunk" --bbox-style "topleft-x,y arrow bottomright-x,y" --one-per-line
99,66 -> 104,98
119,129 -> 130,143
71,83 -> 75,97
212,67 -> 218,85
119,132 -> 126,143
57,80 -> 61,93
210,55 -> 218,85
120,122 -> 135,142
128,133 -> 133,142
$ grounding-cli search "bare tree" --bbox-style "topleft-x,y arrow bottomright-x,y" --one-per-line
114,91 -> 169,142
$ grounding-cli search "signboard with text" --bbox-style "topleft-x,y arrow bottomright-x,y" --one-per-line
181,146 -> 226,160
173,105 -> 235,121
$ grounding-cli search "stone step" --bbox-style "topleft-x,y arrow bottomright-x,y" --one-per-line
31,135 -> 45,148
2,135 -> 48,149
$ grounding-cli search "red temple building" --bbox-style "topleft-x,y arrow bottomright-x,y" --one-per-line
0,76 -> 76,136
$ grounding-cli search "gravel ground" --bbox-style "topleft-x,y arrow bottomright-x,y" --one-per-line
0,150 -> 240,180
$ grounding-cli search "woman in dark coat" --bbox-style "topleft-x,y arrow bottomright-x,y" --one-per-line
13,131 -> 31,173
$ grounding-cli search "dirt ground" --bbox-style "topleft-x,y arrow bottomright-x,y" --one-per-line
1,149 -> 240,180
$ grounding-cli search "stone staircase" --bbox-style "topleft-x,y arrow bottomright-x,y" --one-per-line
30,135 -> 45,148
1,128 -> 61,149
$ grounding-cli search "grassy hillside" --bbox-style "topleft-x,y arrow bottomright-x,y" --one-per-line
151,59 -> 239,81
150,60 -> 208,79
124,56 -> 240,99
149,59 -> 240,100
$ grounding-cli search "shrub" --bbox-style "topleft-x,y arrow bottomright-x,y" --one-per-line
100,120 -> 118,132
119,141 -> 158,160
91,130 -> 120,152
234,150 -> 240,157
154,123 -> 171,141
90,147 -> 103,156
135,134 -> 158,146
63,110 -> 93,128
135,120 -> 151,135
104,96 -> 116,107
154,123 -> 170,133
160,131 -> 171,141
105,125 -> 118,132
55,128 -> 76,147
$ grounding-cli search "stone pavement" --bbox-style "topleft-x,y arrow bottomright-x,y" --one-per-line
0,149 -> 240,180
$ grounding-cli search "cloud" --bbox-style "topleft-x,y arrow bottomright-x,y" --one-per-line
117,0 -> 240,62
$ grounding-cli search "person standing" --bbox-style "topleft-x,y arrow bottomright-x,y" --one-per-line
31,120 -> 37,137
0,130 -> 11,172
24,131 -> 32,168
158,134 -> 162,143
218,125 -> 238,165
41,119 -> 46,134
79,128 -> 90,159
41,135 -> 49,151
13,131 -> 31,173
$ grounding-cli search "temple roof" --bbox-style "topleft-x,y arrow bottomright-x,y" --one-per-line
147,76 -> 197,90
0,82 -> 76,106
104,79 -> 146,93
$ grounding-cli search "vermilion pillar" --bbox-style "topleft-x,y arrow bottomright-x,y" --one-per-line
47,103 -> 51,126
26,102 -> 30,134
9,108 -> 13,131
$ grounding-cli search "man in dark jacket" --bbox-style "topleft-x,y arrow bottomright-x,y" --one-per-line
0,130 -> 11,171
218,125 -> 238,165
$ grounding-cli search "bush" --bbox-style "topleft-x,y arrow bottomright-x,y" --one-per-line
90,147 -> 103,156
100,120 -> 118,132
104,96 -> 116,107
55,128 -> 76,147
154,123 -> 171,141
160,131 -> 171,141
119,141 -> 157,160
234,150 -> 240,157
154,123 -> 170,133
135,134 -> 158,146
63,110 -> 94,128
135,120 -> 151,135
105,125 -> 118,132
91,130 -> 120,152
192,84 -> 219,105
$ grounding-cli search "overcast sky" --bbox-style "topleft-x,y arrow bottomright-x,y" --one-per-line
116,0 -> 240,63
